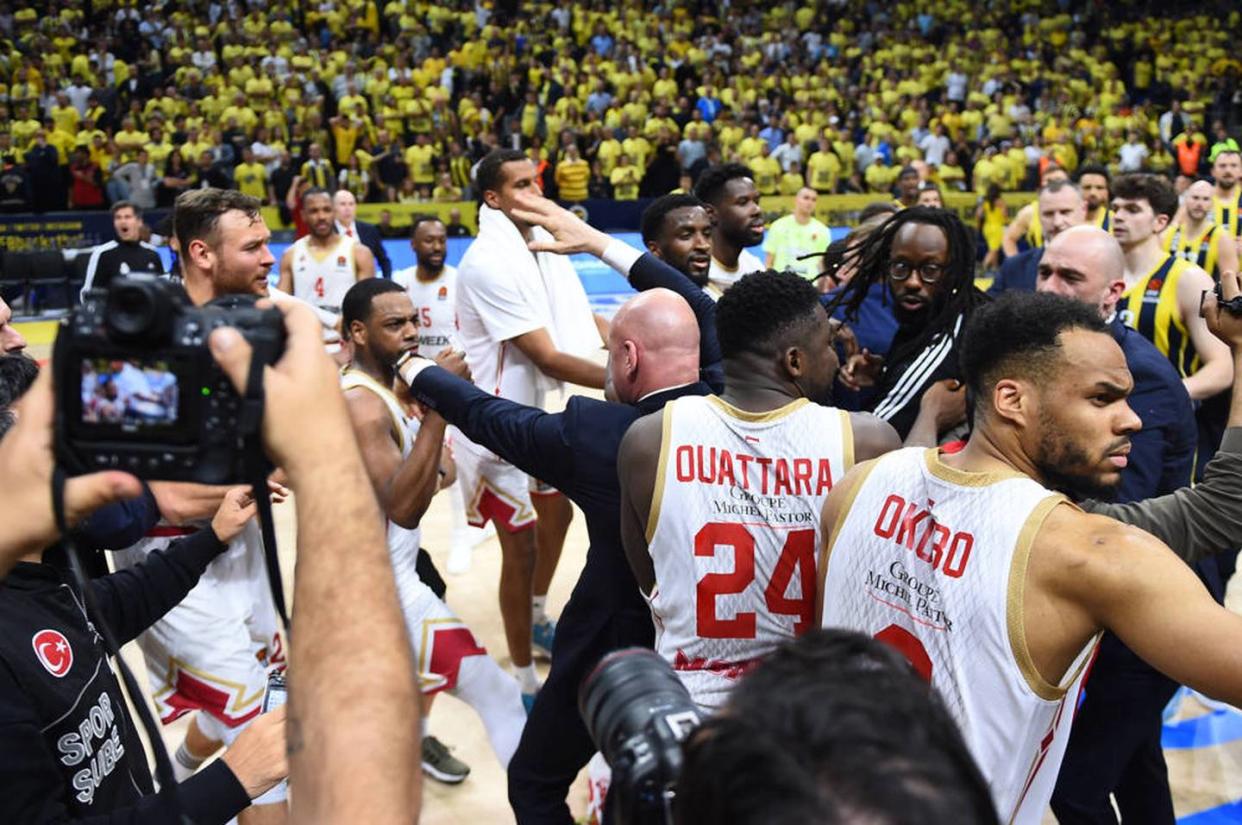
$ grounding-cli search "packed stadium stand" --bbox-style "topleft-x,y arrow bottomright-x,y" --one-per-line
0,0 -> 1240,218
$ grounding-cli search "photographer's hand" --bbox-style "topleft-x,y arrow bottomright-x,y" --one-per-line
220,705 -> 289,799
0,369 -> 142,573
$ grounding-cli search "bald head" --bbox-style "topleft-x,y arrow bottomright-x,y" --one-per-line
333,189 -> 357,226
1184,179 -> 1215,222
607,288 -> 700,403
1036,226 -> 1126,318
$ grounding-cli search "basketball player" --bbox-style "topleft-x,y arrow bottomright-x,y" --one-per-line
276,188 -> 375,354
618,270 -> 899,710
340,278 -> 526,782
115,189 -> 289,824
1001,164 -> 1071,255
455,149 -> 606,701
1164,178 -> 1239,281
1075,163 -> 1113,231
1211,148 -> 1241,248
1112,173 -> 1232,401
694,163 -> 766,296
392,215 -> 488,574
817,291 -> 1242,825
639,193 -> 713,289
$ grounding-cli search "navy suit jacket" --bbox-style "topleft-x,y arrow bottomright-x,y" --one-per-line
1111,317 -> 1196,502
411,372 -> 710,612
354,220 -> 392,279
988,247 -> 1041,295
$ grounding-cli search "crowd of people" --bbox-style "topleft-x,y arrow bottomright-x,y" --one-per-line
2,2 -> 1242,824
0,1 -> 1240,216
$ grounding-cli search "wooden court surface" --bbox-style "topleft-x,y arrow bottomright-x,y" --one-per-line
20,327 -> 1242,824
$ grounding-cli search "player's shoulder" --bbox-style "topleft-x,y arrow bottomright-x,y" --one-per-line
391,265 -> 414,287
1038,503 -> 1166,566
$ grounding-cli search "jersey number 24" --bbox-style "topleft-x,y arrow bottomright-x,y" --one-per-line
695,522 -> 816,639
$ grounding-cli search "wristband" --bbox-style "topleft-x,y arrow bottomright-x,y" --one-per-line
395,350 -> 437,386
601,238 -> 644,276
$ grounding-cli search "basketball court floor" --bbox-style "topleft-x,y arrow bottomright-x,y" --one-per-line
18,319 -> 1242,824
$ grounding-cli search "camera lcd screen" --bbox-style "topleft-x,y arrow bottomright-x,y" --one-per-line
80,357 -> 180,430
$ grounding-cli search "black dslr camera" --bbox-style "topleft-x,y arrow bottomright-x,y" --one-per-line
579,648 -> 703,825
54,275 -> 285,483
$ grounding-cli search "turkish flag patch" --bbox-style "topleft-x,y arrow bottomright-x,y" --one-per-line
32,629 -> 73,678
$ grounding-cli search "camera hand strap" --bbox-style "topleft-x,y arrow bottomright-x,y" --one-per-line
238,348 -> 291,633
51,467 -> 191,823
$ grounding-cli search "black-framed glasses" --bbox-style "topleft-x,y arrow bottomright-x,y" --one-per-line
888,260 -> 947,284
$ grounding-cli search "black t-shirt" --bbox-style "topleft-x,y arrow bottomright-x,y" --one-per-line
82,240 -> 165,294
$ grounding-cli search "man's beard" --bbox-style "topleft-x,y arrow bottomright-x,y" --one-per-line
1032,415 -> 1121,501
417,256 -> 444,275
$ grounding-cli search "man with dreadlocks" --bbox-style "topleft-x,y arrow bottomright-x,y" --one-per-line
833,207 -> 989,440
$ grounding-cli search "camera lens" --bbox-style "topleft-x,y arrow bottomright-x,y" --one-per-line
106,278 -> 173,341
580,648 -> 696,761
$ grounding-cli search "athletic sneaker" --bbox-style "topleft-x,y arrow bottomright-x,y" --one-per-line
532,618 -> 557,659
422,736 -> 471,784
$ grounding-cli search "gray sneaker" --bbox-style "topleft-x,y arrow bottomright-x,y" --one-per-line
422,736 -> 471,784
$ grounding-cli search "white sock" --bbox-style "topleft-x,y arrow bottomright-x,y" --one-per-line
420,716 -> 429,740
173,742 -> 204,782
454,656 -> 528,767
514,663 -> 540,694
532,596 -> 548,624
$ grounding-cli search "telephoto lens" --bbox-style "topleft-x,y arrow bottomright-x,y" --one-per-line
579,648 -> 703,825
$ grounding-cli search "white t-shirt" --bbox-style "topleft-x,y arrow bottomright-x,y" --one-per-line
919,133 -> 951,167
707,248 -> 765,295
1118,142 -> 1149,172
455,248 -> 547,408
392,264 -> 459,354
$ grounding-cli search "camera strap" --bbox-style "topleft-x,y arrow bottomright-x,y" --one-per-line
51,467 -> 191,822
239,347 -> 291,633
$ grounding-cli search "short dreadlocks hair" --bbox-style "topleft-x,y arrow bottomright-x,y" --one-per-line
826,207 -> 986,371
716,269 -> 823,360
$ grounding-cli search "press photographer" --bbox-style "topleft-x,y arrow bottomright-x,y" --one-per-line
0,291 -> 424,821
0,371 -> 288,821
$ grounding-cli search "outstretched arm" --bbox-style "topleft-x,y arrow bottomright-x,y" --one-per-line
508,191 -> 722,390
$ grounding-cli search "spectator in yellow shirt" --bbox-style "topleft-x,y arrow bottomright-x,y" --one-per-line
554,145 -> 591,201
751,146 -> 781,196
233,146 -> 271,203
432,172 -> 462,202
806,138 -> 842,194
610,154 -> 641,200
778,161 -> 806,196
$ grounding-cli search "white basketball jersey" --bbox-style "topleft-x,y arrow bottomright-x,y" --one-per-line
289,234 -> 357,311
820,448 -> 1098,825
340,369 -> 421,578
645,395 -> 854,711
393,264 -> 459,353
707,248 -> 764,296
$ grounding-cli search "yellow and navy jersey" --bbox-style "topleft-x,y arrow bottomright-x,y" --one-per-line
1121,254 -> 1198,379
1164,223 -> 1222,280
1213,190 -> 1242,238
